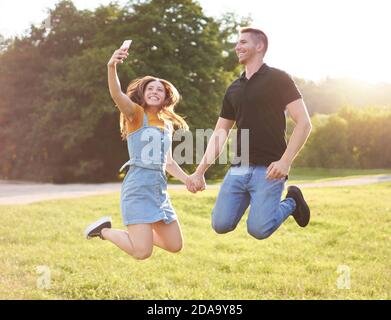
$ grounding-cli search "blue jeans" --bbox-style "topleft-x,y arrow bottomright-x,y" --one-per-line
212,165 -> 296,240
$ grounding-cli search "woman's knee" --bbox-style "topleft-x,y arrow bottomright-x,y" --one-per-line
167,240 -> 183,253
132,246 -> 153,260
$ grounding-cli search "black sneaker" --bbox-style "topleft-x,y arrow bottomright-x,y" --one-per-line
84,216 -> 112,239
286,186 -> 310,227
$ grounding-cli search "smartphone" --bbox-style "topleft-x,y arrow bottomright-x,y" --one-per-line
120,40 -> 132,51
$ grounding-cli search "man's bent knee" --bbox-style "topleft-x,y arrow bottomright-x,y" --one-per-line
247,224 -> 275,240
212,219 -> 236,234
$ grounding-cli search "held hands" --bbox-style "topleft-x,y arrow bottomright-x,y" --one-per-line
185,172 -> 206,193
107,48 -> 129,67
266,158 -> 291,180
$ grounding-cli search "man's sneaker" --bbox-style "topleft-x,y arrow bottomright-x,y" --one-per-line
84,216 -> 112,239
286,186 -> 310,227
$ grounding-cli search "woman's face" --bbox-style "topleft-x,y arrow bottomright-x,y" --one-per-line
143,81 -> 166,108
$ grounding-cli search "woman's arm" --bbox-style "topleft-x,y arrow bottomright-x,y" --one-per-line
165,146 -> 189,184
107,48 -> 137,118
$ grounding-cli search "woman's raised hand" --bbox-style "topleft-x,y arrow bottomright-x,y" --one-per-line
107,48 -> 129,68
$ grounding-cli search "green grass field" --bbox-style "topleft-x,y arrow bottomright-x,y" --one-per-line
288,167 -> 391,183
1,176 -> 391,299
168,167 -> 391,185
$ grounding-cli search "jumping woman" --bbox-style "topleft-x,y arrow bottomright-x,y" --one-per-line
84,44 -> 191,260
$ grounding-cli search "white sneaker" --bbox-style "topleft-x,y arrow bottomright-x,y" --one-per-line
84,216 -> 112,239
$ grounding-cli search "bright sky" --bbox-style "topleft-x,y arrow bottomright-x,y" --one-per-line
1,0 -> 390,83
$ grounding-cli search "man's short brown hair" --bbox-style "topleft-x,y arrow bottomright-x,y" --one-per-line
240,27 -> 268,54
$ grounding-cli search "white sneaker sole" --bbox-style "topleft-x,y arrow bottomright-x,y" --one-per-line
84,216 -> 112,239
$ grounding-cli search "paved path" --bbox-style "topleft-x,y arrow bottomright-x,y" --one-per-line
1,175 -> 391,205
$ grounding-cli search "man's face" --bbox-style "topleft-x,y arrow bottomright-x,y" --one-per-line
235,32 -> 261,64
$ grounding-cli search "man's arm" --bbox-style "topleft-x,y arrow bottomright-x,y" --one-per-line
266,98 -> 312,180
187,117 -> 235,192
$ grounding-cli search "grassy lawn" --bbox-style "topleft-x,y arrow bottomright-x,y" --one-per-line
170,168 -> 391,185
168,167 -> 391,185
1,182 -> 391,299
288,167 -> 391,183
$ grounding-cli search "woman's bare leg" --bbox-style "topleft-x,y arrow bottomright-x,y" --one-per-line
151,220 -> 183,253
101,220 -> 183,258
101,224 -> 153,260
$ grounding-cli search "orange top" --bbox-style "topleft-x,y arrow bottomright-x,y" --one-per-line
125,104 -> 166,134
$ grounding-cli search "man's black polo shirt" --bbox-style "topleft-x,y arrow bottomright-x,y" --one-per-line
220,63 -> 302,167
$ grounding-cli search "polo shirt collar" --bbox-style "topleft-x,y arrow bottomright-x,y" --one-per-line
240,62 -> 269,80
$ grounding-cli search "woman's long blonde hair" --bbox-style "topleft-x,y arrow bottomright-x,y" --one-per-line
119,76 -> 189,140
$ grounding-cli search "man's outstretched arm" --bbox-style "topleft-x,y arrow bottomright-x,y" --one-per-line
187,117 -> 235,192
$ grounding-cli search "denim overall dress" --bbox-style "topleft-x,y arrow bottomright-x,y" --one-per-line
119,113 -> 177,226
